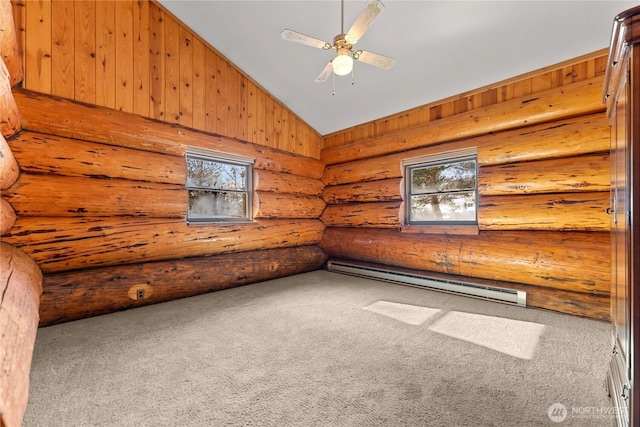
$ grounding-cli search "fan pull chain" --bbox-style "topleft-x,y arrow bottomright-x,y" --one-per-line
332,72 -> 336,96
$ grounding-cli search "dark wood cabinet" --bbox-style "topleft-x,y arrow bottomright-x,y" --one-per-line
604,6 -> 640,427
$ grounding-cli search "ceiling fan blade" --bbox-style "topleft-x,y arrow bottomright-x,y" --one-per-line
281,29 -> 332,50
345,0 -> 385,45
354,50 -> 395,70
315,61 -> 334,83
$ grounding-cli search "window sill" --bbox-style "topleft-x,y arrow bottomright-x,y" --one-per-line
400,224 -> 479,236
187,219 -> 254,225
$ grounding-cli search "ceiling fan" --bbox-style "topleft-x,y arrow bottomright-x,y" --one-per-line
281,0 -> 396,83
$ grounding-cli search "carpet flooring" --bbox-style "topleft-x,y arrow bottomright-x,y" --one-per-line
23,270 -> 615,426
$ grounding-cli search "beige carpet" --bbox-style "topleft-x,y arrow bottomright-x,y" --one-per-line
23,270 -> 614,426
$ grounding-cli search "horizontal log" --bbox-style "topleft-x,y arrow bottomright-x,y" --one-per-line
319,192 -> 609,232
478,192 -> 610,231
3,217 -> 325,273
324,151 -> 407,186
4,174 -> 186,218
1,60 -> 20,138
39,245 -> 327,326
254,191 -> 325,219
324,116 -> 608,187
0,197 -> 16,235
0,243 -> 42,427
0,131 -> 18,190
321,78 -> 605,165
8,131 -> 186,185
320,201 -> 401,228
13,89 -> 324,179
253,169 -> 324,196
320,228 -> 610,294
477,113 -> 609,166
0,0 -> 23,87
479,153 -> 609,195
323,178 -> 402,204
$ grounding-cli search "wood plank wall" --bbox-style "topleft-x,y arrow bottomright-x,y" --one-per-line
10,0 -> 322,159
320,52 -> 612,320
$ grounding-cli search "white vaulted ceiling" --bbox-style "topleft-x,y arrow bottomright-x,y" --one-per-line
158,0 -> 638,135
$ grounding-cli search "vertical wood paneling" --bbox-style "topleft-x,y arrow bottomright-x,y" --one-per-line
132,0 -> 149,117
95,0 -> 115,108
238,74 -> 248,141
531,73 -> 551,93
281,110 -> 290,152
51,0 -> 73,98
149,3 -> 164,120
256,87 -> 265,146
215,54 -> 228,135
74,0 -> 95,104
273,101 -> 282,150
25,0 -> 51,92
512,79 -> 531,98
163,14 -> 179,123
115,0 -> 132,112
296,118 -> 304,155
226,62 -> 240,139
287,115 -> 296,152
247,79 -> 257,143
11,1 -> 25,68
17,0 -> 321,159
562,65 -> 573,85
204,48 -> 216,133
191,37 -> 205,130
177,28 -> 192,127
178,26 -> 192,127
265,93 -> 274,146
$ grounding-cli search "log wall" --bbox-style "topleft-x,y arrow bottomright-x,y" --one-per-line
1,91 -> 327,322
2,0 -> 616,424
10,0 -> 321,158
2,1 -> 327,421
0,3 -> 42,425
320,52 -> 612,320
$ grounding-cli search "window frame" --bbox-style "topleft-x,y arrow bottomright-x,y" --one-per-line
402,148 -> 479,232
185,147 -> 254,223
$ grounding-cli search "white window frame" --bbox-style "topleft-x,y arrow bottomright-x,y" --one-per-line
403,148 -> 478,227
185,147 -> 254,223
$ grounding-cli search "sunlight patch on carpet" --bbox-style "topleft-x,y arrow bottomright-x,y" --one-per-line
428,311 -> 545,359
363,301 -> 442,326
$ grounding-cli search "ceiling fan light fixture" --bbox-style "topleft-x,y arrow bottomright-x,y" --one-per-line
332,48 -> 353,76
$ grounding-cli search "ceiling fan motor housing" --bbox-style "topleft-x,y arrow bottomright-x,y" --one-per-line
333,34 -> 353,54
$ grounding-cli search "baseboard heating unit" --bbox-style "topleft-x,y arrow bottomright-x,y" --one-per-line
326,260 -> 526,307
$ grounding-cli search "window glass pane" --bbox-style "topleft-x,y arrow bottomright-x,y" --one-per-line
186,158 -> 247,191
188,190 -> 247,219
219,164 -> 247,191
410,192 -> 476,222
411,160 -> 476,195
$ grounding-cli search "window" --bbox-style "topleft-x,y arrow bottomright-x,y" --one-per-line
186,148 -> 253,222
404,149 -> 477,225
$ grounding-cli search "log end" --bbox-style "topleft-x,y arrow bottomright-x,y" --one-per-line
0,243 -> 43,427
0,133 -> 19,190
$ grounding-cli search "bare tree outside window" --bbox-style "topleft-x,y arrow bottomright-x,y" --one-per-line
407,157 -> 477,224
186,152 -> 252,222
